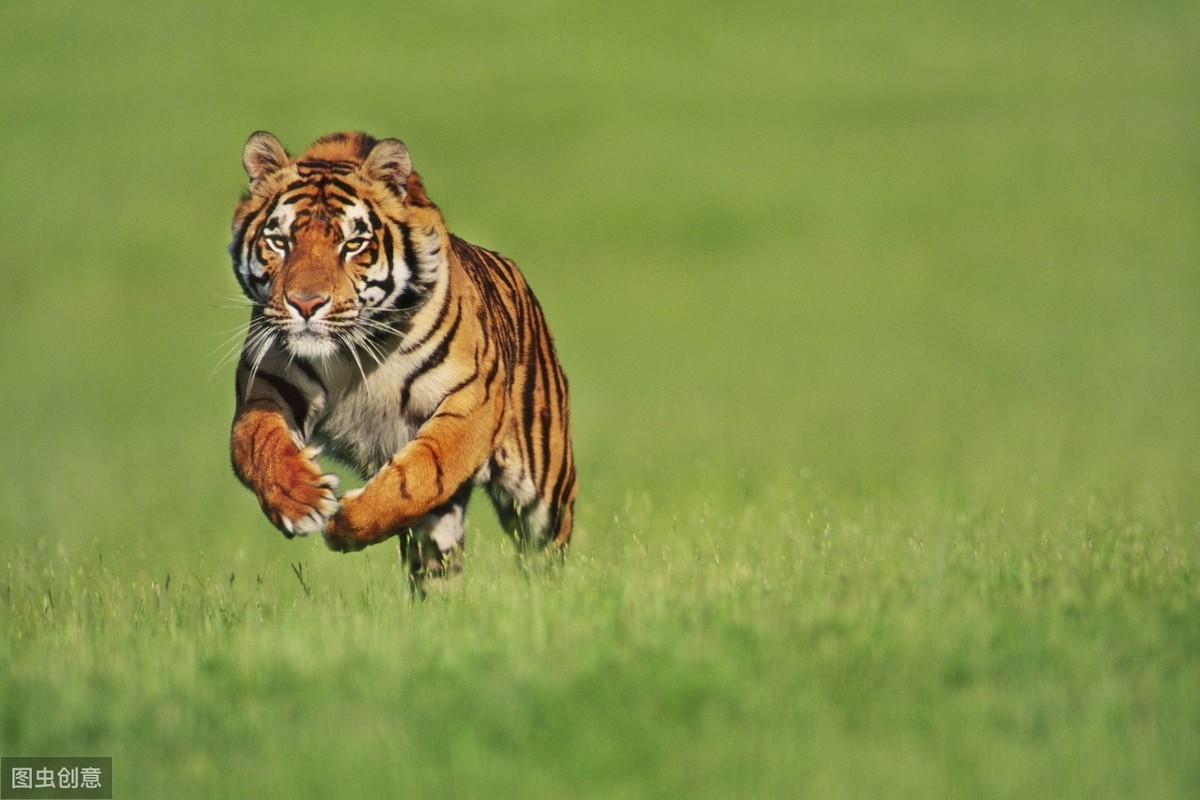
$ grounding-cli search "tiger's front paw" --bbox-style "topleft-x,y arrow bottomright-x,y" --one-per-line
322,488 -> 370,552
259,446 -> 340,538
323,488 -> 398,552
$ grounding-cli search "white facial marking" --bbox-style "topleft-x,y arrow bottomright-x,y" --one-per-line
341,203 -> 372,247
264,205 -> 297,246
360,286 -> 386,306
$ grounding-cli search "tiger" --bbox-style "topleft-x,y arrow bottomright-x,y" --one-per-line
227,130 -> 577,591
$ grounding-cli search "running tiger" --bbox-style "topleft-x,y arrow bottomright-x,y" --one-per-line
227,131 -> 577,589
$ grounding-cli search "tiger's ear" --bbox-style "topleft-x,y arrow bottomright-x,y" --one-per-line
242,131 -> 290,183
362,138 -> 414,196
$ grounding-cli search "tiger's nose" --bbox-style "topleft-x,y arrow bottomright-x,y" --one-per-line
287,293 -> 330,320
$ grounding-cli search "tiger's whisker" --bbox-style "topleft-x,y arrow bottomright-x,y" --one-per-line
242,329 -> 277,401
343,338 -> 370,386
209,320 -> 269,378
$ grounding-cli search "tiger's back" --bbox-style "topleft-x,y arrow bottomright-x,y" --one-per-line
227,131 -> 576,588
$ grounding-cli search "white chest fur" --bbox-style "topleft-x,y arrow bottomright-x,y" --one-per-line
309,322 -> 473,478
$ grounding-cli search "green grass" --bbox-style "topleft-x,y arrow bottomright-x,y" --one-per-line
2,0 -> 1198,797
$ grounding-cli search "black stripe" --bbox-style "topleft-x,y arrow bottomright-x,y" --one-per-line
545,335 -> 566,419
232,202 -> 280,296
390,278 -> 428,317
481,347 -> 502,403
326,176 -> 360,195
294,359 -> 327,396
259,373 -> 309,430
382,223 -> 432,316
231,207 -> 259,258
529,332 -> 554,489
361,228 -> 397,302
416,439 -> 445,498
528,292 -> 563,402
440,348 -> 481,399
548,443 -> 572,535
363,258 -> 396,298
230,202 -> 266,283
398,222 -> 419,275
400,300 -> 463,410
537,406 -> 553,496
381,227 -> 395,269
487,250 -> 520,295
510,274 -> 529,353
530,312 -> 569,505
398,289 -> 452,354
520,358 -> 539,486
297,159 -> 356,175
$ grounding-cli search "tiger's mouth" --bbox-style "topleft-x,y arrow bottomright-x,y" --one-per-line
284,327 -> 339,360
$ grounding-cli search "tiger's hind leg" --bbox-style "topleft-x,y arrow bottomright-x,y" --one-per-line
486,473 -> 576,572
402,483 -> 472,596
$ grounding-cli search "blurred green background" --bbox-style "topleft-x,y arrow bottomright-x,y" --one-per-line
1,1 -> 1197,797
2,0 -> 1196,498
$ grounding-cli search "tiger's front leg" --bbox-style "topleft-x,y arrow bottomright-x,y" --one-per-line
323,401 -> 502,552
231,406 -> 340,536
322,440 -> 444,552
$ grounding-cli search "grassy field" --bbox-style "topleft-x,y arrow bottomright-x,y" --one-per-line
2,0 -> 1198,797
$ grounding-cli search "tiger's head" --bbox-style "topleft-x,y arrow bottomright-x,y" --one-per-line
230,131 -> 446,362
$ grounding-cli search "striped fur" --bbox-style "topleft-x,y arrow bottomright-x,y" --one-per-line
228,131 -> 576,586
